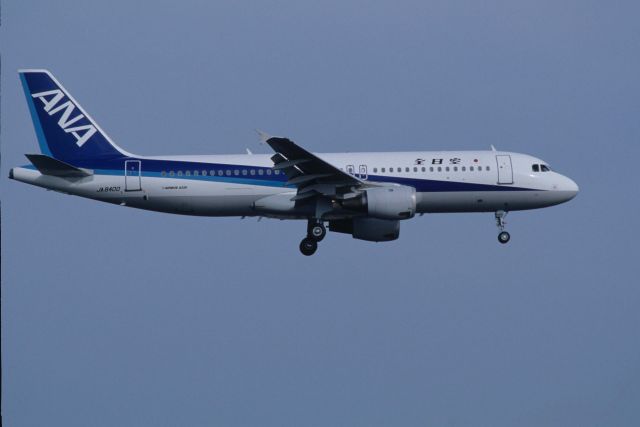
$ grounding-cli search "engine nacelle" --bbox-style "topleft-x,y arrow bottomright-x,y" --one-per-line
342,185 -> 416,220
329,218 -> 400,242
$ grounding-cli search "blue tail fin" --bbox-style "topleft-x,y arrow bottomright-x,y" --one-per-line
19,69 -> 131,163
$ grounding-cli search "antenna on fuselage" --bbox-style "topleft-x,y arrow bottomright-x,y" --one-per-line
490,144 -> 497,152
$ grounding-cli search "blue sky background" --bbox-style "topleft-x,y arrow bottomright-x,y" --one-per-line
2,1 -> 639,426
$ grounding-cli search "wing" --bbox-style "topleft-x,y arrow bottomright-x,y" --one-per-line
265,136 -> 372,202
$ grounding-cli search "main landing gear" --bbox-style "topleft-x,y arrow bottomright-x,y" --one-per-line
299,220 -> 326,256
495,210 -> 511,244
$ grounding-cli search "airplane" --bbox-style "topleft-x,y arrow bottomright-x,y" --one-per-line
10,69 -> 579,255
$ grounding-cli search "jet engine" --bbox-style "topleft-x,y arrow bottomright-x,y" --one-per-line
341,185 -> 416,219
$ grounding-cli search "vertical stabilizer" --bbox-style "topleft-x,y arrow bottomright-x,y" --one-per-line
19,69 -> 132,163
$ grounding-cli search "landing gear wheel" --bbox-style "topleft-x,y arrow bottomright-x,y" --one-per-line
299,237 -> 318,256
498,231 -> 511,244
310,223 -> 326,241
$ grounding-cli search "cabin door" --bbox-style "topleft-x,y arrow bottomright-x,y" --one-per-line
496,155 -> 513,185
125,160 -> 142,191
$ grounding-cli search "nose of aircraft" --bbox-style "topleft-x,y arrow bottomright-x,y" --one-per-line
558,175 -> 579,201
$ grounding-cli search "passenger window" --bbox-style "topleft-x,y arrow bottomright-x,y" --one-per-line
437,167 -> 442,172
210,170 -> 215,176
429,167 -> 434,172
421,167 -> 426,172
470,166 -> 474,171
390,167 -> 394,172
413,167 -> 418,172
532,164 -> 540,172
381,167 -> 386,173
478,166 -> 482,171
161,171 -> 166,176
266,169 -> 272,175
373,168 -> 378,173
218,170 -> 223,176
453,166 -> 458,172
541,164 -> 550,172
225,170 -> 231,176
177,171 -> 183,176
250,169 -> 255,175
242,169 -> 247,175
445,166 -> 450,172
258,169 -> 264,175
486,166 -> 490,171
462,166 -> 466,172
194,170 -> 199,176
169,171 -> 175,176
406,167 -> 410,172
275,170 -> 281,175
202,170 -> 207,176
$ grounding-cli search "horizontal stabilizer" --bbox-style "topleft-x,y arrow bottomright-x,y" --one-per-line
25,153 -> 93,177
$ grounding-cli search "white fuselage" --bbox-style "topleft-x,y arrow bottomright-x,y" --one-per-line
10,150 -> 579,217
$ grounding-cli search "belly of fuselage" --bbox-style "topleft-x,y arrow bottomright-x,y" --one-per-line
416,190 -> 558,213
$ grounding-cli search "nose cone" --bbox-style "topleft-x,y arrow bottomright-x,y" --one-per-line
558,175 -> 579,202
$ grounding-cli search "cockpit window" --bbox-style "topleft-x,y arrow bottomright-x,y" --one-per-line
532,164 -> 540,172
541,164 -> 550,172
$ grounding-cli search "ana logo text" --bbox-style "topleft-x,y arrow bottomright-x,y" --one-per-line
31,89 -> 97,147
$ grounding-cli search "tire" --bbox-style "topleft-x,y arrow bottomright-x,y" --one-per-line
498,231 -> 511,244
299,237 -> 318,256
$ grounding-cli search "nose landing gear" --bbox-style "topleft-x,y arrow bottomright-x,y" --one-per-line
299,220 -> 326,256
495,210 -> 510,244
